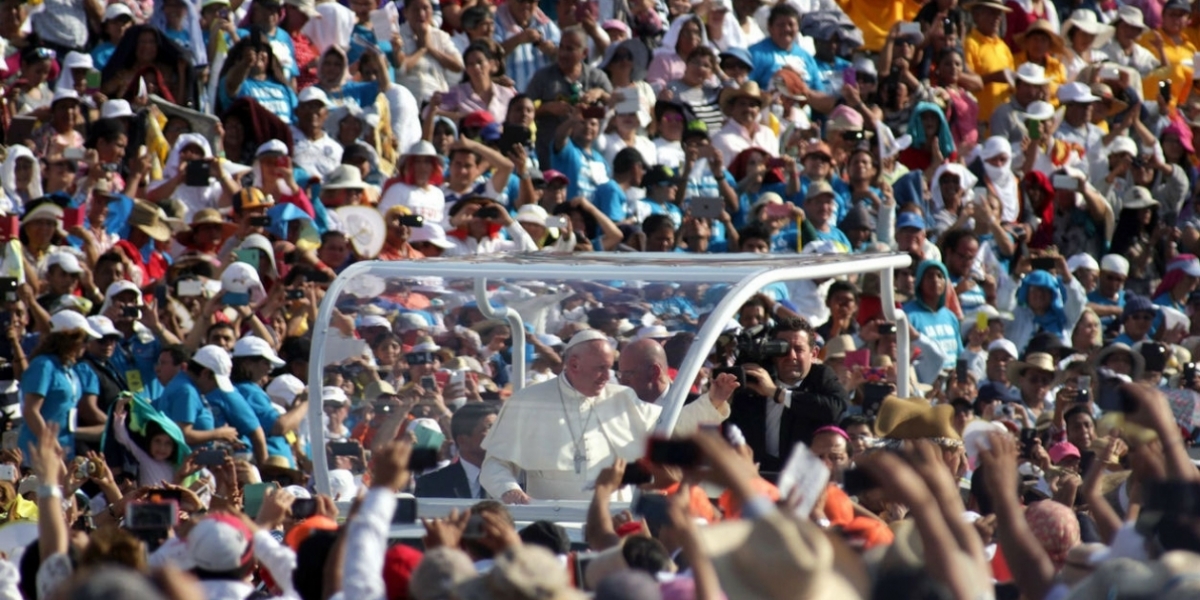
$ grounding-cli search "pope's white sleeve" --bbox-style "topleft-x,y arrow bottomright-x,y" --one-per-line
480,454 -> 523,498
342,488 -> 396,600
253,530 -> 300,600
671,393 -> 731,437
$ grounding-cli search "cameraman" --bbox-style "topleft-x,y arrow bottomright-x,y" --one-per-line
726,317 -> 848,473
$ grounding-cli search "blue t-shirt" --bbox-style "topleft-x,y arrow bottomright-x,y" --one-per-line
592,180 -> 629,222
163,27 -> 192,55
347,23 -> 394,78
110,335 -> 163,403
18,355 -> 82,459
220,77 -> 298,122
326,81 -> 381,110
156,372 -> 214,432
748,38 -> 826,92
234,382 -> 293,465
551,139 -> 609,203
237,26 -> 299,77
1089,289 -> 1125,329
206,387 -> 261,444
91,41 -> 117,70
903,299 -> 963,369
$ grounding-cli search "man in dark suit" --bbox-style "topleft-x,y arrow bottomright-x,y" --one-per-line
415,403 -> 499,498
726,316 -> 848,474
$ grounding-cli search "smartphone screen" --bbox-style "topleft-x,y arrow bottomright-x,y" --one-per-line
242,482 -> 279,518
646,438 -> 701,467
842,67 -> 856,87
956,358 -> 968,384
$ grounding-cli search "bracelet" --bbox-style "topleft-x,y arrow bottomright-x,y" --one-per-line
39,484 -> 62,499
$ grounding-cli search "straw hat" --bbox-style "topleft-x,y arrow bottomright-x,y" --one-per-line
129,200 -> 173,242
719,81 -> 765,114
1015,19 -> 1066,55
1061,9 -> 1115,49
177,208 -> 237,246
965,0 -> 1012,12
873,396 -> 962,443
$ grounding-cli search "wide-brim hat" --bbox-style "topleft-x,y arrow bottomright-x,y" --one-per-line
129,200 -> 173,242
965,0 -> 1012,12
322,164 -> 369,190
259,455 -> 308,485
719,81 -> 765,114
873,396 -> 962,443
1091,83 -> 1129,116
1093,342 -> 1146,380
599,39 -> 650,83
1123,186 -> 1159,210
1016,19 -> 1066,55
1061,9 -> 1115,48
1005,352 -> 1057,386
697,510 -> 860,600
177,208 -> 238,246
334,206 -> 385,259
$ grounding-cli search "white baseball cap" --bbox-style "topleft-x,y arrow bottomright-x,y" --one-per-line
1167,255 -> 1200,277
1066,253 -> 1099,273
265,374 -> 305,407
187,514 -> 254,572
86,315 -> 122,338
46,251 -> 83,274
358,315 -> 390,330
1057,82 -> 1101,104
103,3 -> 134,21
232,335 -> 286,368
192,345 -> 235,392
297,86 -> 333,107
322,386 -> 349,405
1015,63 -> 1050,85
50,310 -> 102,338
987,339 -> 1019,359
100,99 -> 134,120
1108,136 -> 1138,156
220,262 -> 265,300
1100,254 -> 1130,276
408,222 -> 454,249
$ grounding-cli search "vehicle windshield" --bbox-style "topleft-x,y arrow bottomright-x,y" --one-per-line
307,253 -> 911,501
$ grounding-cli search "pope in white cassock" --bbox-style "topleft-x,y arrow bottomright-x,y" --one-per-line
480,330 -> 661,503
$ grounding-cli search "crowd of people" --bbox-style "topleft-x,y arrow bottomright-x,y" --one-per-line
3,0 -> 1200,596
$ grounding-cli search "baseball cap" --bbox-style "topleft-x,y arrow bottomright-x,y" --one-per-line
409,222 -> 454,249
86,315 -> 122,339
255,139 -> 289,157
1066,253 -> 1099,273
987,338 -> 1019,359
896,212 -> 925,230
542,170 -> 569,186
1100,254 -> 1130,276
1057,82 -> 1101,104
103,2 -> 134,20
46,251 -> 83,274
1108,136 -> 1137,156
297,86 -> 333,107
192,345 -> 235,392
232,335 -> 286,368
100,99 -> 134,120
1048,441 -> 1081,464
187,513 -> 255,572
266,374 -> 306,407
461,110 -> 495,130
322,386 -> 349,406
1123,294 -> 1156,318
50,310 -> 103,338
1166,254 -> 1200,277
804,180 -> 836,202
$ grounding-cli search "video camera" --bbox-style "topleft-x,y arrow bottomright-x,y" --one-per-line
720,324 -> 791,366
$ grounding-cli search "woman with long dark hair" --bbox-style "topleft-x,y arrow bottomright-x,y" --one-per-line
101,25 -> 191,104
438,40 -> 515,122
1109,187 -> 1162,297
218,28 -> 297,121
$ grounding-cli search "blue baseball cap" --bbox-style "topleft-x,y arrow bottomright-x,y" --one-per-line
896,212 -> 925,231
1122,294 -> 1157,319
719,47 -> 753,69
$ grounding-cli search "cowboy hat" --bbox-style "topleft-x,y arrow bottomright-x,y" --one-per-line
129,200 -> 173,242
1005,352 -> 1057,386
719,81 -> 765,114
258,455 -> 309,486
177,208 -> 238,247
873,396 -> 961,442
964,0 -> 1013,12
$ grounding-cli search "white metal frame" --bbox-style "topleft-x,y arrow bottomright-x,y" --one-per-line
309,252 -> 913,519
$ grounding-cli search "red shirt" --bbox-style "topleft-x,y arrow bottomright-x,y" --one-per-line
113,239 -> 168,287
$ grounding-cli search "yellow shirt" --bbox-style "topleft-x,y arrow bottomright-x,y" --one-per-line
1138,30 -> 1196,106
1013,53 -> 1068,107
835,0 -> 921,52
966,29 -> 1015,127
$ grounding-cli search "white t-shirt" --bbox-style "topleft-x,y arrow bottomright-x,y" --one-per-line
397,24 -> 459,103
596,132 -> 658,166
149,179 -> 223,222
291,127 -> 344,182
654,138 -> 685,170
378,183 -> 447,225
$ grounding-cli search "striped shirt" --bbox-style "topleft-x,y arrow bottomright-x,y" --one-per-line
494,4 -> 561,91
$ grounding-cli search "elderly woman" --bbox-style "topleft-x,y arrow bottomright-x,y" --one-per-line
19,311 -> 105,462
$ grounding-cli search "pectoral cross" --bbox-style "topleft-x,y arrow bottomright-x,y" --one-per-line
574,448 -> 586,474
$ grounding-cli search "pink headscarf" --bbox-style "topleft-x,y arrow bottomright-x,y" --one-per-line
1025,500 -> 1080,569
1163,119 -> 1195,154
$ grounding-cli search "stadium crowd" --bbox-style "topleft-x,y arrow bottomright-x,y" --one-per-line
3,0 -> 1200,597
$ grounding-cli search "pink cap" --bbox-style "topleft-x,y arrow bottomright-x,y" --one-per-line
1048,441 -> 1081,464
601,19 -> 630,34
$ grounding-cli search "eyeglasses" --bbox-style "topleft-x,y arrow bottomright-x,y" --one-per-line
662,114 -> 685,123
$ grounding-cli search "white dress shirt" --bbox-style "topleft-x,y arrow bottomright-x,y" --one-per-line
461,458 -> 483,499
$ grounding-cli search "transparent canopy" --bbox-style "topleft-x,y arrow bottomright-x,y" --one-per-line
307,252 -> 913,502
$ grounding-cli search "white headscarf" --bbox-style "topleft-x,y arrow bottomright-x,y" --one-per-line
977,136 -> 1019,223
150,0 -> 208,67
303,1 -> 355,56
656,14 -> 711,57
708,0 -> 745,51
163,132 -> 212,180
54,52 -> 94,93
930,162 -> 978,213
2,145 -> 42,209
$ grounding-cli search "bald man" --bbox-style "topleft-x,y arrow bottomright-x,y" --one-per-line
481,331 -> 661,504
618,338 -> 737,435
